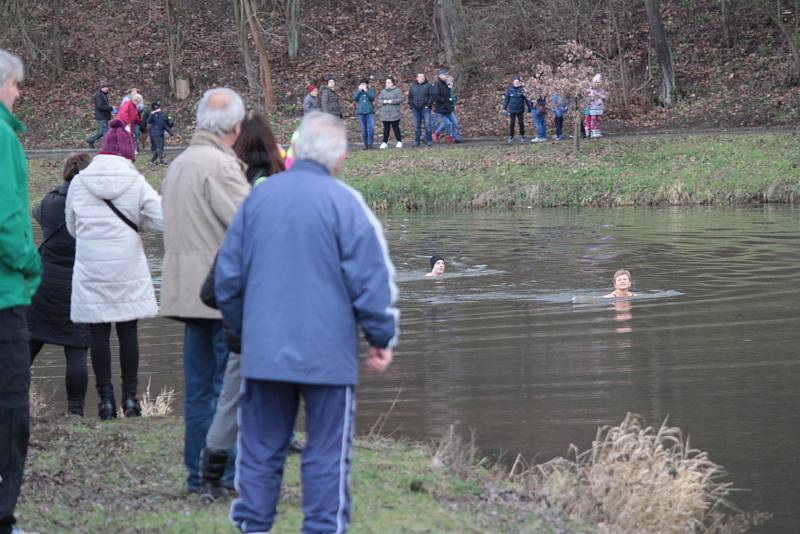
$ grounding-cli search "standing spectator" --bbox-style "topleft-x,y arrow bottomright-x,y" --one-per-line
551,94 -> 569,141
408,72 -> 434,147
160,88 -> 249,494
303,84 -> 320,115
320,76 -> 343,119
119,87 -> 140,108
147,101 -> 173,166
432,69 -> 459,143
86,81 -> 113,148
503,76 -> 530,144
117,93 -> 142,135
218,111 -> 398,534
379,77 -> 403,149
445,75 -> 462,143
65,120 -> 163,420
352,78 -> 376,149
587,73 -> 606,138
28,154 -> 92,417
531,94 -> 548,143
0,48 -> 42,534
198,111 -> 288,501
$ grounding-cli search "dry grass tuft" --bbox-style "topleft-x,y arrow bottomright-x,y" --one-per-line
138,379 -> 176,417
525,413 -> 769,533
29,382 -> 48,417
430,424 -> 485,476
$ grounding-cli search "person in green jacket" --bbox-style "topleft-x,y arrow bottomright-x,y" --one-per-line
352,77 -> 376,149
0,48 -> 42,534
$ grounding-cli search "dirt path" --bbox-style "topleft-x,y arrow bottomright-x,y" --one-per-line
23,125 -> 797,160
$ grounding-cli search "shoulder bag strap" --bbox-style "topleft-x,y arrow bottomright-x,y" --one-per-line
38,223 -> 66,252
104,199 -> 139,233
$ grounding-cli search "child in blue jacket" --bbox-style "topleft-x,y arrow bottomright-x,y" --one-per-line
147,101 -> 173,165
551,94 -> 569,141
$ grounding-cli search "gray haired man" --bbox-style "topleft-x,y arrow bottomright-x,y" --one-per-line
0,49 -> 42,534
160,88 -> 250,493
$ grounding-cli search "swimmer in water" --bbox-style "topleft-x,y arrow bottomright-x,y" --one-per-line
604,269 -> 637,298
426,255 -> 445,277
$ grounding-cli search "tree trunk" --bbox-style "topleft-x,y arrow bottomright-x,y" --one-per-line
643,0 -> 679,108
242,0 -> 276,111
609,0 -> 629,111
287,0 -> 301,60
233,0 -> 259,93
165,0 -> 183,96
763,2 -> 800,83
49,0 -> 64,77
720,0 -> 734,48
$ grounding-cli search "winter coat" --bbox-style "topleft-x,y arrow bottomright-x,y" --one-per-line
147,110 -> 173,137
0,103 -> 41,310
408,81 -> 434,110
532,97 -> 547,116
433,79 -> 452,114
160,130 -> 250,320
588,87 -> 606,115
215,159 -> 399,386
352,87 -> 376,115
320,86 -> 343,118
303,94 -> 320,115
65,154 -> 163,324
551,94 -> 569,117
93,90 -> 113,121
116,99 -> 141,129
28,181 -> 89,347
379,87 -> 403,122
503,86 -> 530,114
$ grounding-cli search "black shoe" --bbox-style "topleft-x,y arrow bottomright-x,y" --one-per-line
67,405 -> 84,417
199,447 -> 229,501
98,397 -> 117,420
123,395 -> 141,417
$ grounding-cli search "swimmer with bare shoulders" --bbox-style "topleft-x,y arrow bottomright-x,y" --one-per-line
604,269 -> 637,298
426,255 -> 445,277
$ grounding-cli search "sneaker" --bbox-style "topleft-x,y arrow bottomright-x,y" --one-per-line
446,136 -> 455,144
426,142 -> 433,147
532,137 -> 546,143
395,141 -> 402,148
507,137 -> 514,144
553,136 -> 563,141
594,130 -> 603,138
520,136 -> 526,144
413,142 -> 421,147
379,142 -> 388,149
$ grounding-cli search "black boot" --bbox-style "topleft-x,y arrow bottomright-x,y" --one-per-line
123,393 -> 141,418
98,396 -> 117,420
67,402 -> 84,417
199,448 -> 230,502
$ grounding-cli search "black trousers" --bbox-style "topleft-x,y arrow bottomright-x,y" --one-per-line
509,112 -> 525,137
89,320 -> 139,399
29,340 -> 88,412
150,134 -> 165,163
0,307 -> 31,534
382,120 -> 401,143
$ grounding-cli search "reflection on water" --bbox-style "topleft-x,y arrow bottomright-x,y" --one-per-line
32,206 -> 800,532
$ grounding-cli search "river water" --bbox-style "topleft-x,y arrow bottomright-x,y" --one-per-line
31,207 -> 800,532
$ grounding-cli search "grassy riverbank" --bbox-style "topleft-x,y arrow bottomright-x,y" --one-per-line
16,416 -> 561,533
26,132 -> 800,211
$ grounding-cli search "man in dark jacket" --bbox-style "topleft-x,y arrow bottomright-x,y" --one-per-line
218,111 -> 397,533
0,48 -> 42,534
319,76 -> 343,119
147,101 -> 173,166
86,81 -> 114,148
503,76 -> 530,143
432,69 -> 461,143
408,73 -> 434,147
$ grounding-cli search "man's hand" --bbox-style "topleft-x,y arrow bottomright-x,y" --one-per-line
365,346 -> 393,374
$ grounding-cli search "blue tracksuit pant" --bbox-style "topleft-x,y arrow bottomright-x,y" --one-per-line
231,379 -> 355,534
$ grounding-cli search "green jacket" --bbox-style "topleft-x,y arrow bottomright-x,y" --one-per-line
0,103 -> 41,309
352,87 -> 376,115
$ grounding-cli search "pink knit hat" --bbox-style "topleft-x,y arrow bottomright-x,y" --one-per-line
100,119 -> 135,160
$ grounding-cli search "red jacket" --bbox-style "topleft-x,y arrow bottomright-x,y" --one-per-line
116,99 -> 141,128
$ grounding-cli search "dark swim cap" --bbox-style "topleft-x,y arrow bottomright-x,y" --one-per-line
430,255 -> 444,269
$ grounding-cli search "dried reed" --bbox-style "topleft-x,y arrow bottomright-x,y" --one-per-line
29,382 -> 48,417
137,378 -> 176,417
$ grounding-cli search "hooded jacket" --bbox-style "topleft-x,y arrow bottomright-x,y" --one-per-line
433,79 -> 452,114
93,90 -> 113,121
320,86 -> 343,118
503,85 -> 531,114
215,159 -> 399,386
65,154 -> 163,323
0,102 -> 41,310
303,93 -> 320,115
379,87 -> 403,122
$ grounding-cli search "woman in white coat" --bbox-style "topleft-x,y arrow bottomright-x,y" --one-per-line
66,119 -> 163,419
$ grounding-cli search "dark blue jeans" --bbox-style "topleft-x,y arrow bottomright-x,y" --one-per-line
532,112 -> 547,139
183,319 -> 234,490
554,115 -> 564,139
357,113 -> 375,147
435,112 -> 461,140
87,119 -> 109,145
411,107 -> 432,144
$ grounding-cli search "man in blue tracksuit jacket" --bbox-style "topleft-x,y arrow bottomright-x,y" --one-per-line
216,111 -> 398,534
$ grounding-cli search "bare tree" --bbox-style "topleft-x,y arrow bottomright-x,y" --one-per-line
720,0 -> 735,48
233,0 -> 259,93
50,0 -> 65,75
242,0 -> 277,110
287,0 -> 301,60
434,0 -> 476,84
643,0 -> 679,108
165,0 -> 185,96
757,0 -> 800,84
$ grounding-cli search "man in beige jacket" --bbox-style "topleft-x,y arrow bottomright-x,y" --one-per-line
160,87 -> 250,493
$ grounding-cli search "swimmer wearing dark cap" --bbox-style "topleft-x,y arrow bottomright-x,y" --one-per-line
426,256 -> 445,277
604,269 -> 637,298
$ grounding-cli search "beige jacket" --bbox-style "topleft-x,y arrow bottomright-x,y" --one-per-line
160,130 -> 249,319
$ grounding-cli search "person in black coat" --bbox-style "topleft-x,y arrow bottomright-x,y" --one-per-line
432,69 -> 460,143
503,76 -> 531,143
147,101 -> 174,166
86,81 -> 114,148
408,73 -> 435,146
28,154 -> 92,416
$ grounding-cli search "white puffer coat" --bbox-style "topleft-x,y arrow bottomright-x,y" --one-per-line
66,154 -> 163,323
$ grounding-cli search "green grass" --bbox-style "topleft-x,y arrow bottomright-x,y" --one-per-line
26,132 -> 800,211
17,416 -> 558,533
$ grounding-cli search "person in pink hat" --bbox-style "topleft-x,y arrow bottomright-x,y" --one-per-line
65,119 -> 163,420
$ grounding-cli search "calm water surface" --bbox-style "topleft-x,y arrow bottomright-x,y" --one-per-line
32,207 -> 800,532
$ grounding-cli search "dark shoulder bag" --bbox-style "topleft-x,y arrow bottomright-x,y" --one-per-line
104,200 -> 139,233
